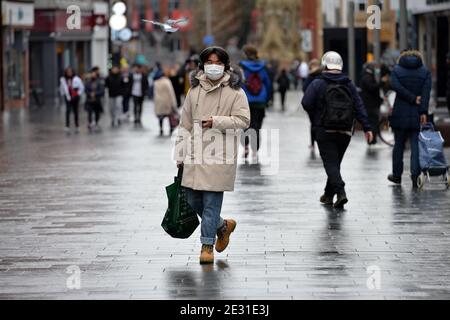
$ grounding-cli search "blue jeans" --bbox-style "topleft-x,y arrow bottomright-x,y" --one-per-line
393,129 -> 420,178
184,188 -> 224,245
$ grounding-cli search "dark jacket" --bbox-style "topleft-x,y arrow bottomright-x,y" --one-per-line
277,72 -> 290,92
302,70 -> 322,93
129,72 -> 149,97
446,62 -> 450,97
105,73 -> 124,97
301,72 -> 371,132
85,77 -> 105,103
122,72 -> 133,97
239,60 -> 272,104
360,69 -> 382,115
389,53 -> 432,129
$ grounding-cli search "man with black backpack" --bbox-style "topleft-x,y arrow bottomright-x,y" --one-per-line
302,51 -> 374,209
240,45 -> 273,162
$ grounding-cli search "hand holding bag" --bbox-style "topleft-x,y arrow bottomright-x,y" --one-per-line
161,167 -> 199,239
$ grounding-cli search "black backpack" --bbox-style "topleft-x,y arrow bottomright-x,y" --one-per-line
320,78 -> 355,131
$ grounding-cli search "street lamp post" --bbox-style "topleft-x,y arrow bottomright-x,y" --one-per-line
109,1 -> 128,67
374,0 -> 381,67
0,3 -> 3,111
347,0 -> 356,82
399,0 -> 408,51
108,0 -> 112,67
206,0 -> 212,41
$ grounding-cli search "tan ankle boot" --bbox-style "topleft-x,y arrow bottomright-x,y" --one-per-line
200,245 -> 214,264
215,219 -> 237,253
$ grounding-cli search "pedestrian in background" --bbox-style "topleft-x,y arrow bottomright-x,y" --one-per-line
298,59 -> 309,91
265,60 -> 277,108
387,50 -> 432,188
121,65 -> 133,121
276,69 -> 290,112
105,66 -> 125,127
291,59 -> 300,89
302,51 -> 373,209
183,55 -> 200,96
240,44 -> 272,161
303,59 -> 322,150
175,46 -> 250,265
130,64 -> 149,126
60,67 -> 84,134
360,62 -> 383,145
302,59 -> 322,92
169,63 -> 183,108
85,67 -> 105,132
153,68 -> 178,136
148,62 -> 162,101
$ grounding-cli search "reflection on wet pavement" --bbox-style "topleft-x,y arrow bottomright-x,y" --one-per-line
1,93 -> 450,299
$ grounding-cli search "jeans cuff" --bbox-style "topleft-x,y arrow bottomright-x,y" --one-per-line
201,237 -> 215,245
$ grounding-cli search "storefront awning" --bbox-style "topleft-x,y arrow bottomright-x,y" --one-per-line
411,3 -> 450,15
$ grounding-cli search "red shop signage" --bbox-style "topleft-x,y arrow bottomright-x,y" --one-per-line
32,10 -> 93,33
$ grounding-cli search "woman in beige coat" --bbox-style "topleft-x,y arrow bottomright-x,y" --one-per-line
175,47 -> 251,264
153,69 -> 178,136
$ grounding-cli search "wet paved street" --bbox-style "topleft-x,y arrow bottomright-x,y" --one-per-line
1,92 -> 450,300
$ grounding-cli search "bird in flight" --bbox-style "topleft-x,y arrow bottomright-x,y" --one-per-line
142,17 -> 189,33
166,17 -> 189,26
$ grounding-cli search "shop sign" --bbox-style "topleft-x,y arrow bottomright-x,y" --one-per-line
2,1 -> 34,27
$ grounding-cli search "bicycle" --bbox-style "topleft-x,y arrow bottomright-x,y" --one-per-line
30,81 -> 44,108
377,90 -> 395,147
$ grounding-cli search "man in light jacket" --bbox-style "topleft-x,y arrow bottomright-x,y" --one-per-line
175,47 -> 250,265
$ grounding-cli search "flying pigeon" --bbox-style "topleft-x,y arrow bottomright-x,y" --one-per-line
142,20 -> 179,33
166,17 -> 189,26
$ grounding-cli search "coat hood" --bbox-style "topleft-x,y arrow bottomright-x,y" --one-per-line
321,72 -> 352,85
190,69 -> 242,91
398,50 -> 424,69
153,69 -> 165,80
240,60 -> 267,73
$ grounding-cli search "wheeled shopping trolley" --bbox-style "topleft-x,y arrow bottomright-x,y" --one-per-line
417,123 -> 450,190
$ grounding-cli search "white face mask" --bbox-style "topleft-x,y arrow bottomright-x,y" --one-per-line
204,64 -> 225,81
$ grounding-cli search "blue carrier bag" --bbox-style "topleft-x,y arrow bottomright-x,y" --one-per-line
418,123 -> 448,173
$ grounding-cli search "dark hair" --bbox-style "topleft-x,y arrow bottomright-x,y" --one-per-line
64,67 -> 74,78
243,44 -> 259,60
199,46 -> 231,71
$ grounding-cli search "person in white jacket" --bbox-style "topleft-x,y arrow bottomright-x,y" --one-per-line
60,67 -> 84,133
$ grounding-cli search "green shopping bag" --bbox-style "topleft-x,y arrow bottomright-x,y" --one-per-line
161,167 -> 199,239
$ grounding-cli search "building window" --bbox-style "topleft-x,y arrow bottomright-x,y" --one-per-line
151,0 -> 160,20
170,38 -> 181,52
358,2 -> 366,11
169,0 -> 180,11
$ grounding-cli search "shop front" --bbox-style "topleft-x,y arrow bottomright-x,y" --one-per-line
29,7 -> 94,105
1,0 -> 34,111
414,3 -> 450,109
